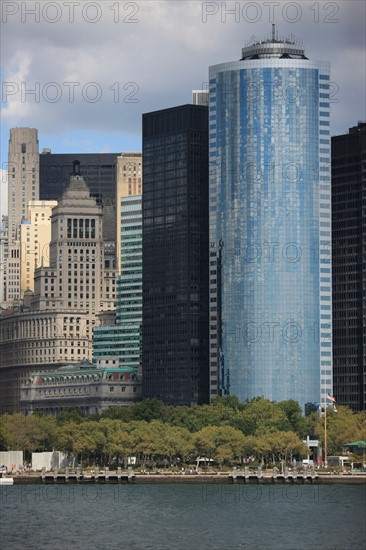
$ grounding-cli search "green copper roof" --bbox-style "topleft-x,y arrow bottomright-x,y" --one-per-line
343,441 -> 366,448
25,361 -> 139,384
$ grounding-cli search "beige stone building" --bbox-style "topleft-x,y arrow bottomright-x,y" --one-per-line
20,361 -> 141,416
0,216 -> 8,306
20,200 -> 57,295
7,128 -> 40,304
0,166 -> 116,413
116,152 -> 142,273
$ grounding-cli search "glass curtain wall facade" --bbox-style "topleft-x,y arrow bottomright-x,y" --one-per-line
209,38 -> 332,408
93,196 -> 142,376
117,196 -> 143,372
332,122 -> 366,411
142,105 -> 209,405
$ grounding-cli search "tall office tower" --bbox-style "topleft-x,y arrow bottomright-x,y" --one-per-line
192,90 -> 209,106
40,151 -> 119,250
93,194 -> 143,408
0,165 -> 116,412
332,122 -> 366,411
8,129 -> 40,245
209,33 -> 332,408
7,128 -> 39,303
93,194 -> 143,369
115,152 -> 142,273
20,200 -> 57,295
93,153 -> 142,378
0,216 -> 8,305
142,105 -> 209,405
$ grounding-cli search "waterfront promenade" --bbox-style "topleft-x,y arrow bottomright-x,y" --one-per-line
8,470 -> 366,485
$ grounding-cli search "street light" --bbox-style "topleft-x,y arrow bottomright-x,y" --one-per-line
324,393 -> 337,468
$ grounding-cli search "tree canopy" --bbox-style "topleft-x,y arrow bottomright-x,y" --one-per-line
1,399 -> 364,468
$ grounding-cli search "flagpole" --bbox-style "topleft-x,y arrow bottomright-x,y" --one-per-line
324,393 -> 337,468
324,404 -> 327,468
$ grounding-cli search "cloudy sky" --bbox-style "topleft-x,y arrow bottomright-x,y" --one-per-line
1,0 -> 365,218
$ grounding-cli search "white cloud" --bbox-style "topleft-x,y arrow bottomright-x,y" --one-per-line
0,0 -> 364,150
1,52 -> 32,121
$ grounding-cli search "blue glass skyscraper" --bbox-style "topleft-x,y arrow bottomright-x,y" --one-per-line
209,34 -> 332,408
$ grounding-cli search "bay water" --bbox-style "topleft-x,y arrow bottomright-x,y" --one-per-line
1,483 -> 365,549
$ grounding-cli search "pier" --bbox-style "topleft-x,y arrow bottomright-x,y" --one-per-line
41,467 -> 135,484
230,466 -> 319,484
8,469 -> 365,485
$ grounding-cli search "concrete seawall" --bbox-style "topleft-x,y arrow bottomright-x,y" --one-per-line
9,473 -> 366,485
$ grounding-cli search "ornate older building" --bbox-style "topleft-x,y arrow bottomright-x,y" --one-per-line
20,361 -> 140,416
0,165 -> 116,413
39,150 -> 119,268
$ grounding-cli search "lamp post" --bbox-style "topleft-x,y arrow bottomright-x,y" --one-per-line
324,394 -> 337,469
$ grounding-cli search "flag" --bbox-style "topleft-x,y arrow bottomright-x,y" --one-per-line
326,393 -> 336,403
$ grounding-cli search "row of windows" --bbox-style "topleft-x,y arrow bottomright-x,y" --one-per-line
67,219 -> 96,239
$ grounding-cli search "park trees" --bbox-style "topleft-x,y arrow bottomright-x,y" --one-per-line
2,399 -> 363,469
314,405 -> 366,455
193,425 -> 247,466
0,413 -> 57,454
232,397 -> 292,435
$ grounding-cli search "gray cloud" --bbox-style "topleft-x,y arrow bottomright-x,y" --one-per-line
1,1 -> 365,150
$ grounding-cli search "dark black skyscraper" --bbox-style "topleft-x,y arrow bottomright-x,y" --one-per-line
332,122 -> 366,411
142,105 -> 209,405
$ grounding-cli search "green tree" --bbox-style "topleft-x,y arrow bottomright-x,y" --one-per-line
194,425 -> 246,466
166,406 -> 202,432
70,421 -> 106,466
162,425 -> 194,463
56,408 -> 86,424
265,431 -> 309,464
131,399 -> 168,422
55,421 -> 79,455
233,398 -> 291,435
193,426 -> 218,462
127,420 -> 166,465
214,426 -> 246,466
0,413 -> 56,453
211,395 -> 242,411
100,406 -> 132,422
254,435 -> 272,466
191,404 -> 237,430
278,400 -> 306,436
315,406 -> 366,455
99,419 -> 133,467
